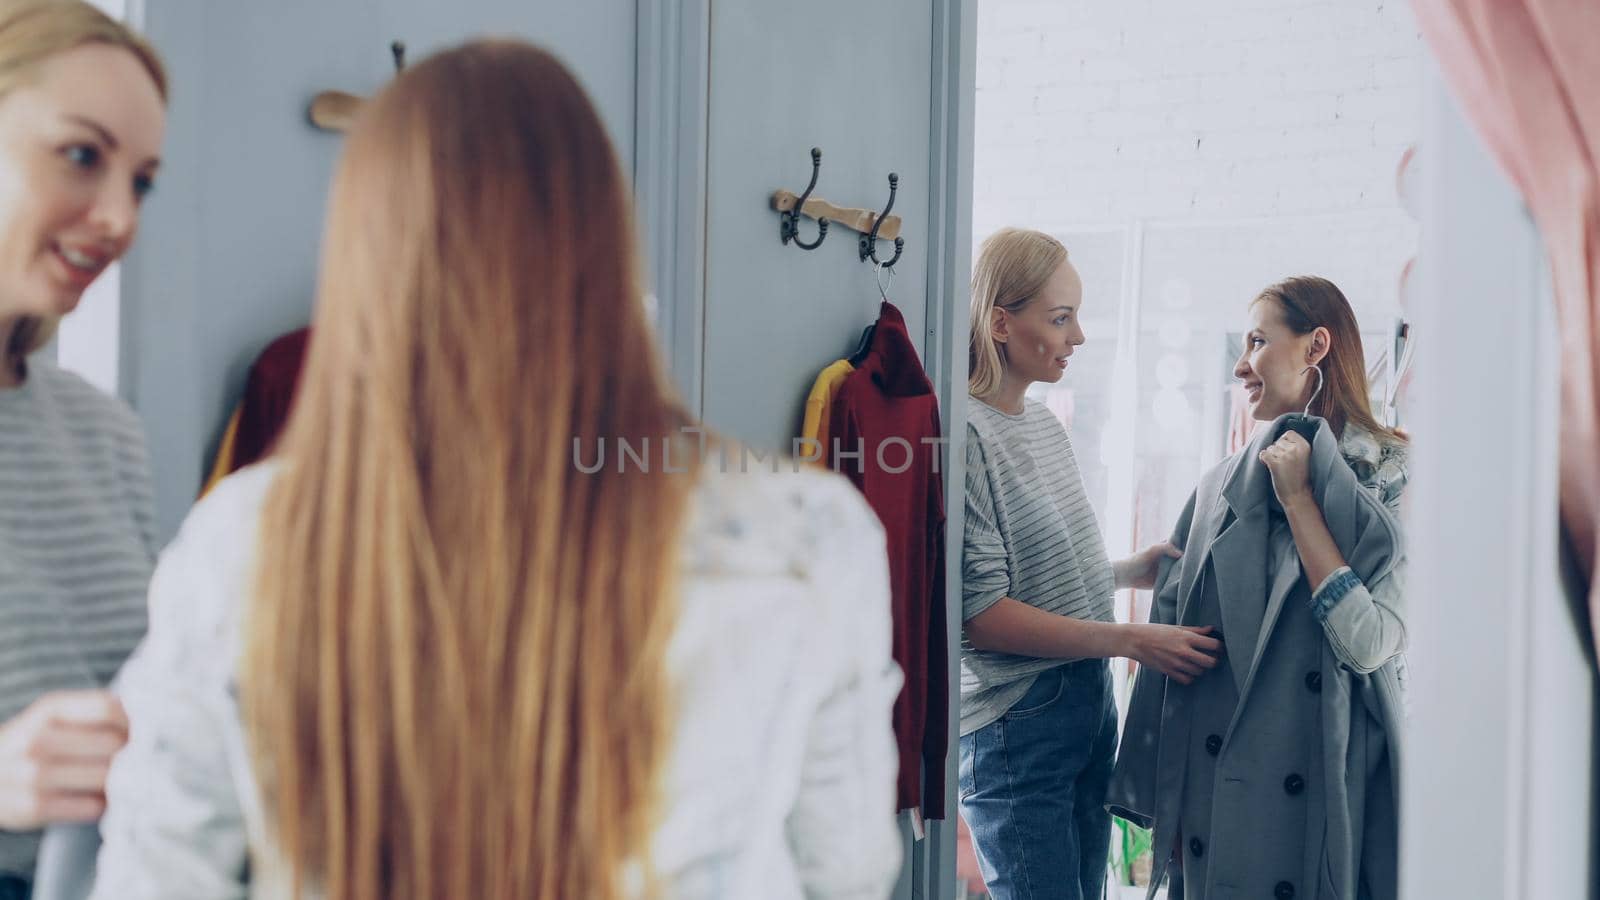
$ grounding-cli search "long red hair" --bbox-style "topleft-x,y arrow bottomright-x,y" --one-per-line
242,40 -> 695,900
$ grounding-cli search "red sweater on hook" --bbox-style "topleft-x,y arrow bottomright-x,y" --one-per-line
827,301 -> 950,820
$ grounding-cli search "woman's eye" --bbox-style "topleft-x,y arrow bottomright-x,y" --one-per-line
64,144 -> 101,169
133,174 -> 155,199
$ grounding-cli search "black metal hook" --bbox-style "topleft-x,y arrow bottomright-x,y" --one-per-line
391,41 -> 406,73
780,148 -> 829,250
860,172 -> 903,268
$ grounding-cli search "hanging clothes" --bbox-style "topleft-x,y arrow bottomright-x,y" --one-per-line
201,327 -> 310,496
1108,416 -> 1406,900
799,358 -> 854,465
826,301 -> 949,820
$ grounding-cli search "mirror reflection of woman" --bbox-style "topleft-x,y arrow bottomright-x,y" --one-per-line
0,1 -> 165,889
1110,276 -> 1409,900
959,228 -> 1222,900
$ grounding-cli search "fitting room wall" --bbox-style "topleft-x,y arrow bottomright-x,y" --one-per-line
120,0 -> 636,540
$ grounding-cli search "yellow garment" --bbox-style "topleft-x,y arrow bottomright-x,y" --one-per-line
199,406 -> 242,498
800,359 -> 854,465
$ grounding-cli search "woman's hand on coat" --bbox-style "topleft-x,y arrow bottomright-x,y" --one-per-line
1113,541 -> 1183,590
0,689 -> 128,829
1122,624 -> 1222,684
1259,431 -> 1314,507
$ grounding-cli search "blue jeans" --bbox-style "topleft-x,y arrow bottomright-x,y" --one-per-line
959,660 -> 1117,900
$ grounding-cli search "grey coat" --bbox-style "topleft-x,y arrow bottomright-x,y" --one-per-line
1108,415 -> 1406,900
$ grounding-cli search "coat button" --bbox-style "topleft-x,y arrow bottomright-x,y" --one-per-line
1305,671 -> 1322,693
1275,881 -> 1296,899
1205,734 -> 1222,756
1189,837 -> 1204,857
1284,773 -> 1306,795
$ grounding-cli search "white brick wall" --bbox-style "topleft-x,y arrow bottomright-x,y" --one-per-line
974,0 -> 1425,234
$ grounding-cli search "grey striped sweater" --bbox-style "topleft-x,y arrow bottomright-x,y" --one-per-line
961,398 -> 1116,735
0,357 -> 155,876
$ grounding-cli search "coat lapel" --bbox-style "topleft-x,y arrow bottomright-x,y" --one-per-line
1242,525 -> 1304,689
1206,508 -> 1267,694
1226,417 -> 1352,700
1205,421 -> 1296,694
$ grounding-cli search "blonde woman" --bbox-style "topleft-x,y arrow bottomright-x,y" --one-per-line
93,41 -> 902,900
960,228 -> 1221,900
0,0 -> 165,890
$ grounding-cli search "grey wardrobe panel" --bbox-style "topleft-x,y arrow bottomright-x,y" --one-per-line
121,0 -> 635,540
700,0 -> 936,454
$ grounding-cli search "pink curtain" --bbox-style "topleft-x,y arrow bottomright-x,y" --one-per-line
1415,0 -> 1600,657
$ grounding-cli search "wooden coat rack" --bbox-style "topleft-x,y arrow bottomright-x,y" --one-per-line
771,148 -> 904,264
770,190 -> 903,242
307,41 -> 406,133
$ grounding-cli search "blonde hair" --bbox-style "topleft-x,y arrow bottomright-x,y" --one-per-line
968,227 -> 1068,399
242,41 -> 697,900
0,0 -> 166,373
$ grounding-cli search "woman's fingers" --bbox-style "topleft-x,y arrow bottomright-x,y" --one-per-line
1156,654 -> 1205,679
32,723 -> 126,762
38,759 -> 113,793
35,690 -> 128,737
33,791 -> 106,824
1149,541 -> 1182,560
0,691 -> 126,830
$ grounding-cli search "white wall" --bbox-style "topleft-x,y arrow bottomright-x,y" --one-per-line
975,0 -> 1423,230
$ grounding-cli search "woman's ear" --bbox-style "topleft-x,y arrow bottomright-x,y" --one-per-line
1307,326 -> 1331,366
990,307 -> 1010,344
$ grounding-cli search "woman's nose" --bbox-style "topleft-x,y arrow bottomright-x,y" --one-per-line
87,179 -> 139,248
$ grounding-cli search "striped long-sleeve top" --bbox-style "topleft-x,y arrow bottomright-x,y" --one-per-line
0,357 -> 156,876
961,398 -> 1115,735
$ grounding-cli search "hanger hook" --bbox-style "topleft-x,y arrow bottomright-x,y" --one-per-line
391,41 -> 406,73
780,147 -> 829,250
860,172 -> 903,268
1300,364 -> 1325,416
874,260 -> 893,304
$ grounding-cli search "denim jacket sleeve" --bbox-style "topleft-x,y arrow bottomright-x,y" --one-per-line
1311,443 -> 1409,674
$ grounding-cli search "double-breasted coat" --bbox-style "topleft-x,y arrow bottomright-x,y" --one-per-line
1108,416 -> 1406,900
